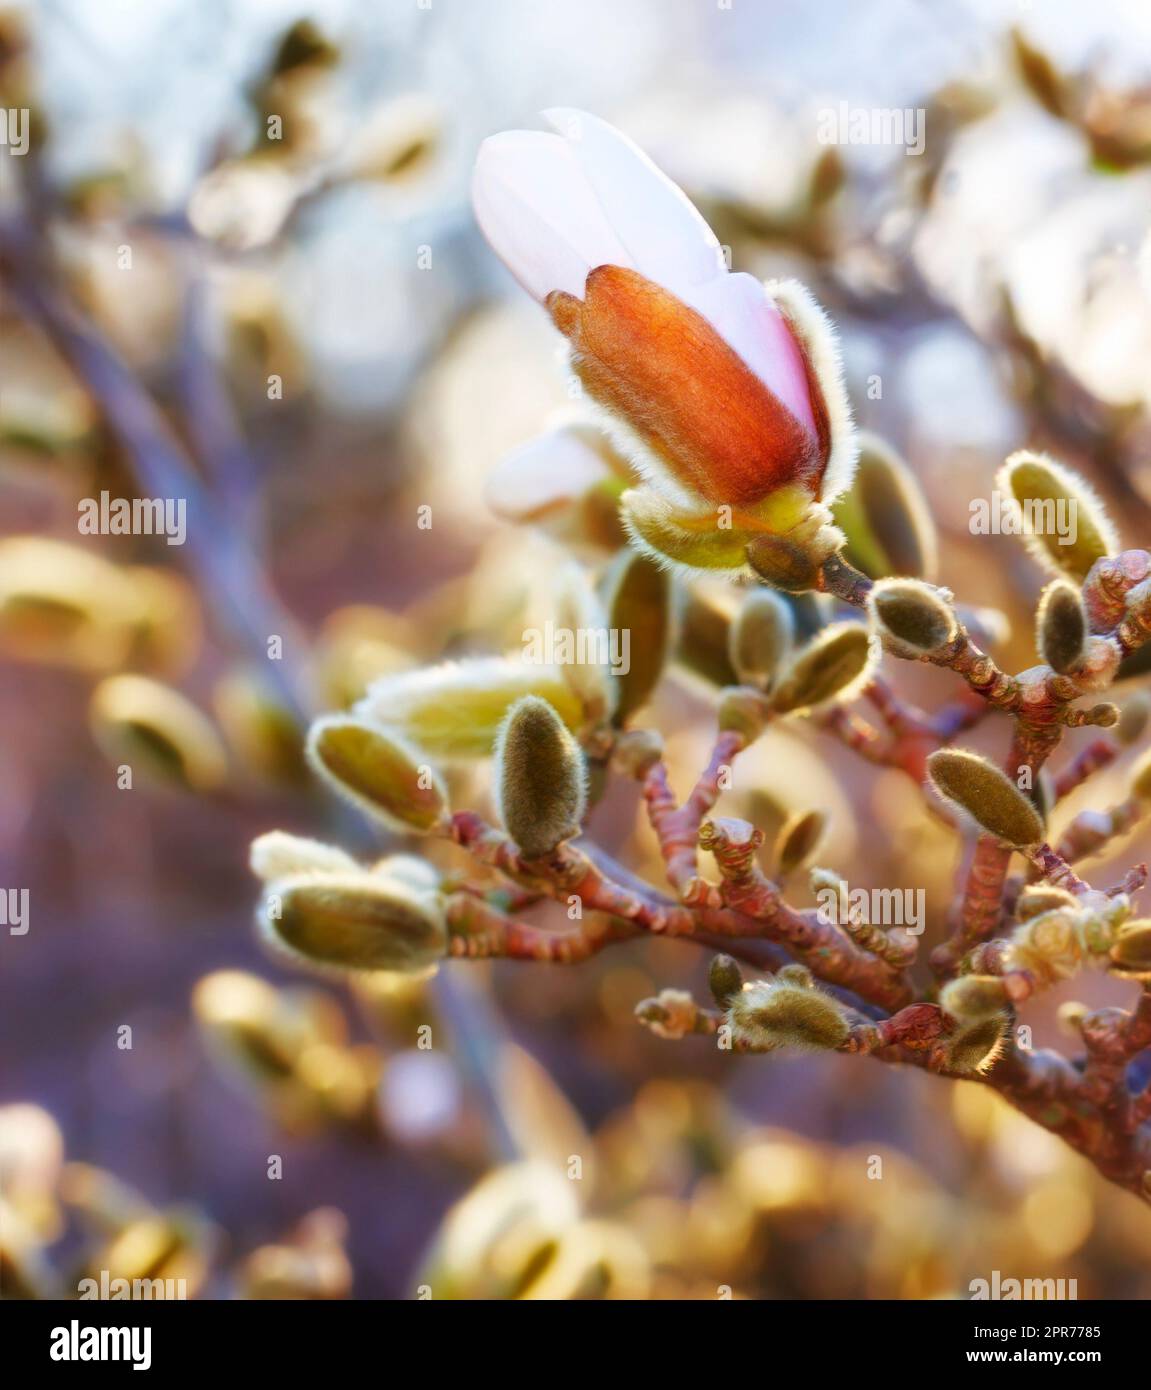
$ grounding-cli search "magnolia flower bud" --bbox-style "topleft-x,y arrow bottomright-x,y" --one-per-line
868,578 -> 957,657
249,831 -> 359,883
89,675 -> 229,793
927,749 -> 1044,848
939,974 -> 1010,1023
728,588 -> 794,689
708,954 -> 744,1008
727,974 -> 849,1052
773,808 -> 827,878
1036,579 -> 1087,674
307,715 -> 448,833
259,874 -> 448,974
493,696 -> 587,859
997,451 -> 1118,582
1128,747 -> 1151,800
1115,691 -> 1151,745
472,110 -> 856,580
600,550 -> 671,725
770,623 -> 877,714
832,433 -> 937,581
1004,908 -> 1086,985
943,1015 -> 1008,1076
1015,885 -> 1077,921
1110,921 -> 1151,975
355,658 -> 583,759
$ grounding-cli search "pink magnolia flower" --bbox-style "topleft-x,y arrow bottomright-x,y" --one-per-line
472,108 -> 856,583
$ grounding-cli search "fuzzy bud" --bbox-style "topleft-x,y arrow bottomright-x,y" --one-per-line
259,873 -> 447,974
1015,885 -> 1077,921
997,451 -> 1118,583
1036,579 -> 1087,674
307,716 -> 448,833
832,433 -> 937,581
601,550 -> 671,725
943,1015 -> 1009,1076
89,675 -> 229,793
1115,692 -> 1151,746
773,809 -> 827,878
939,974 -> 1010,1024
708,954 -> 744,1008
869,578 -> 957,657
727,975 -> 849,1052
728,588 -> 794,689
1110,921 -> 1151,975
493,696 -> 587,859
355,658 -> 584,759
249,832 -> 359,883
1004,908 -> 1086,986
1128,748 -> 1151,801
716,685 -> 774,741
927,749 -> 1045,848
770,622 -> 877,715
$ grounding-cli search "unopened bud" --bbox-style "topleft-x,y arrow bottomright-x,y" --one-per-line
773,809 -> 827,878
708,954 -> 744,1008
307,715 -> 448,833
259,874 -> 447,974
771,623 -> 877,715
728,977 -> 849,1052
90,675 -> 228,793
869,578 -> 956,656
997,451 -> 1118,583
728,588 -> 794,689
1036,579 -> 1087,674
939,974 -> 1009,1023
927,749 -> 1044,848
493,696 -> 587,859
249,831 -> 358,882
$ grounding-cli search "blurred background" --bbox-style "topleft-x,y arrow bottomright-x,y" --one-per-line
2,0 -> 1151,1299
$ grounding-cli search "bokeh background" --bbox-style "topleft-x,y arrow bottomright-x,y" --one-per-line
3,0 -> 1151,1299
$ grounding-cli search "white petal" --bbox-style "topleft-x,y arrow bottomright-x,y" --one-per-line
684,273 -> 817,436
471,130 -> 632,301
484,427 -> 611,521
543,107 -> 725,296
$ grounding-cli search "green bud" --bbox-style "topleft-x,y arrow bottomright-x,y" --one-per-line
832,433 -> 937,581
927,749 -> 1045,848
355,658 -> 584,759
249,831 -> 359,882
89,675 -> 228,793
773,809 -> 827,878
708,954 -> 744,1008
944,1015 -> 1008,1076
997,451 -> 1118,582
1115,692 -> 1151,746
307,715 -> 448,833
493,696 -> 587,859
673,580 -> 740,689
1015,885 -> 1077,921
728,977 -> 849,1052
1036,579 -> 1087,674
259,874 -> 447,974
1129,748 -> 1151,801
728,588 -> 794,689
869,578 -> 957,656
1110,921 -> 1151,974
601,550 -> 671,726
771,623 -> 877,714
745,532 -> 824,593
939,975 -> 1010,1023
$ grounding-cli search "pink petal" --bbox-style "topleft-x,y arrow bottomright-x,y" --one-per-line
471,130 -> 632,301
543,107 -> 724,298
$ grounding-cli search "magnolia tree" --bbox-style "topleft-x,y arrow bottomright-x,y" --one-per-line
251,111 -> 1151,1202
